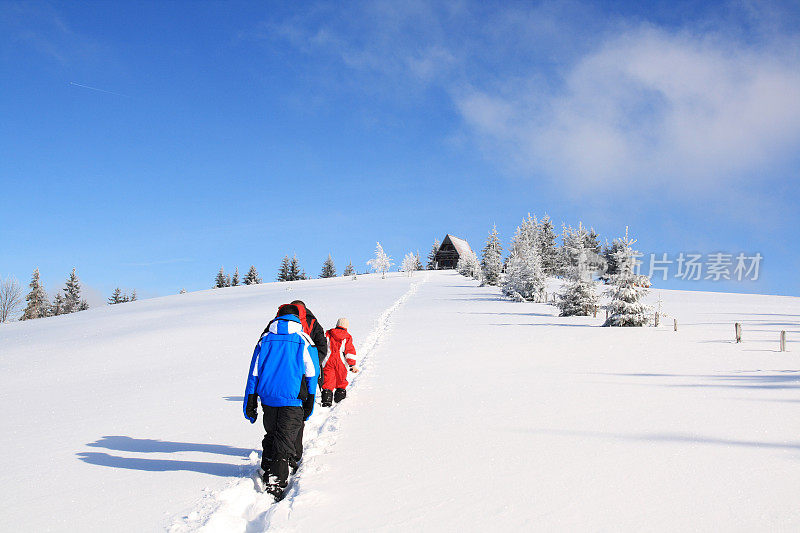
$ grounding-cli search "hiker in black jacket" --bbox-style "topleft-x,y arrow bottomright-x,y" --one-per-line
290,300 -> 327,382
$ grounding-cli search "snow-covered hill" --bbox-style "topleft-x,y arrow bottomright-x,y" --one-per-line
1,271 -> 798,531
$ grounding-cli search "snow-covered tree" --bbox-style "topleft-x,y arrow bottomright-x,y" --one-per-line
231,268 -> 240,286
502,218 -> 545,301
277,256 -> 290,282
427,239 -> 440,270
320,254 -> 337,278
604,227 -> 651,327
108,287 -> 125,305
244,265 -> 261,285
179,288 -> 187,294
214,267 -> 228,288
288,255 -> 303,281
413,253 -> 423,271
600,240 -> 623,282
50,292 -> 65,316
62,269 -> 87,314
129,289 -> 137,302
481,225 -> 503,285
457,249 -> 482,281
21,268 -> 49,320
367,242 -> 393,278
400,252 -> 419,275
538,215 -> 559,276
584,227 -> 601,255
343,261 -> 356,277
557,224 -> 598,316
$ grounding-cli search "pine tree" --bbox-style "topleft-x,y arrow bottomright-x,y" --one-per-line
288,255 -> 302,281
320,254 -> 337,278
277,256 -> 291,282
21,268 -> 49,320
538,215 -> 559,275
457,249 -> 482,281
50,293 -> 65,316
244,265 -> 261,285
179,288 -> 187,294
584,227 -> 601,255
557,225 -> 598,316
367,242 -> 393,278
78,300 -> 89,311
108,287 -> 124,305
413,253 -> 423,271
601,240 -> 624,282
129,289 -> 137,301
427,239 -> 440,270
343,262 -> 356,277
62,268 -> 83,314
481,225 -> 503,285
231,268 -> 240,286
214,267 -> 227,288
604,227 -> 651,327
502,219 -> 545,301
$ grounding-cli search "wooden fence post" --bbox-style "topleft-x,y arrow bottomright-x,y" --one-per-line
735,323 -> 742,343
673,318 -> 678,332
780,330 -> 786,352
654,312 -> 659,327
593,305 -> 597,318
605,308 -> 609,320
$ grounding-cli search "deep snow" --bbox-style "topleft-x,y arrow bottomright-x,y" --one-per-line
1,271 -> 798,531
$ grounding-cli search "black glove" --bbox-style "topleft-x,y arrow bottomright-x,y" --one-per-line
245,393 -> 258,423
302,394 -> 315,421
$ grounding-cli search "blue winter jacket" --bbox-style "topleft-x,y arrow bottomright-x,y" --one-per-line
243,315 -> 320,420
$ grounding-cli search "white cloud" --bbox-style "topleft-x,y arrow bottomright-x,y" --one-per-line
456,25 -> 800,192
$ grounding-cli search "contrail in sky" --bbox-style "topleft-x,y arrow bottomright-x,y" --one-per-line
69,81 -> 130,98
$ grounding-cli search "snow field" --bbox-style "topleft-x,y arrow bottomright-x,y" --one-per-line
0,270 -> 798,531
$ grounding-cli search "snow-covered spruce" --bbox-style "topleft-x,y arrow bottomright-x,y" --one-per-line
320,254 -> 336,278
427,239 -> 440,270
342,261 -> 356,277
604,227 -> 651,327
456,248 -> 482,281
244,265 -> 261,285
400,252 -> 422,276
62,268 -> 88,313
21,268 -> 49,320
481,225 -> 503,286
537,214 -> 560,276
557,223 -> 598,316
502,215 -> 545,301
367,242 -> 393,278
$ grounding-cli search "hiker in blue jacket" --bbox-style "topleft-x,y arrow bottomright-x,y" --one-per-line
244,304 -> 320,500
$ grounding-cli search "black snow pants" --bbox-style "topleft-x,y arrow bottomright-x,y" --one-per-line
261,405 -> 304,485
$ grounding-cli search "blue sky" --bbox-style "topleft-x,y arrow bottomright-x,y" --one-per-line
1,0 -> 799,303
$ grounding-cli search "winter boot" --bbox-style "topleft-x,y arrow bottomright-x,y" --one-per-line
333,388 -> 347,403
320,389 -> 333,407
289,457 -> 298,475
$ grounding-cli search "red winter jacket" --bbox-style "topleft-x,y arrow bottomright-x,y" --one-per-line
322,327 -> 356,390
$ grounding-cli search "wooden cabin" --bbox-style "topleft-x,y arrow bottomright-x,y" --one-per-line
434,234 -> 473,269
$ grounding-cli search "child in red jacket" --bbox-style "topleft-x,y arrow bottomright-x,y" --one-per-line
321,318 -> 358,407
